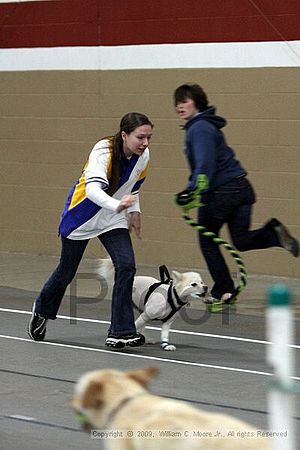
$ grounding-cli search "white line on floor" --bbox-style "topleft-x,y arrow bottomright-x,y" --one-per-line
1,307 -> 299,349
1,334 -> 300,381
0,333 -> 272,377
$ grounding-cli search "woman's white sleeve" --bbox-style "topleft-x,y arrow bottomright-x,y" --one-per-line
84,143 -> 120,211
86,182 -> 120,211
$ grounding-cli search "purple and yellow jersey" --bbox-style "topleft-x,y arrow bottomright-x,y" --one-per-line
58,137 -> 149,239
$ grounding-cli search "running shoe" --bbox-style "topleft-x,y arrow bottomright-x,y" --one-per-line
270,218 -> 299,257
105,332 -> 145,349
28,302 -> 47,341
204,293 -> 237,313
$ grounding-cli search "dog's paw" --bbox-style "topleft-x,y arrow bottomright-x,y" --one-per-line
161,342 -> 176,351
164,344 -> 176,351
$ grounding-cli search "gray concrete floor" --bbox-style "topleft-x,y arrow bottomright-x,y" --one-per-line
0,251 -> 299,450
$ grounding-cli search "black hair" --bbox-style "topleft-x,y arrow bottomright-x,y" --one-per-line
107,112 -> 153,195
174,84 -> 209,112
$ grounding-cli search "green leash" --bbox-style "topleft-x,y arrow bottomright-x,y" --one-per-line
175,175 -> 247,313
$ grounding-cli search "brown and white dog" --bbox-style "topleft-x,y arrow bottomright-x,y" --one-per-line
97,259 -> 208,350
72,367 -> 271,450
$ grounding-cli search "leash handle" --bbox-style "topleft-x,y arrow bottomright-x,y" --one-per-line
175,174 -> 209,210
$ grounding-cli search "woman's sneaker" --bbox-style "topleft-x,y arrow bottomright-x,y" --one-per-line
28,302 -> 47,341
105,333 -> 145,349
270,218 -> 299,257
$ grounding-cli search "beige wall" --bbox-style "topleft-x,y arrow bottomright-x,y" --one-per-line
0,68 -> 299,277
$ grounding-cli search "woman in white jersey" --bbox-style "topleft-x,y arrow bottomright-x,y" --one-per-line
28,112 -> 153,349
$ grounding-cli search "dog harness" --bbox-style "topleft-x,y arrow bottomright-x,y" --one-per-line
141,265 -> 187,323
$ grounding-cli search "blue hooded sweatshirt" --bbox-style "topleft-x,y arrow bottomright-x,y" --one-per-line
183,107 -> 246,192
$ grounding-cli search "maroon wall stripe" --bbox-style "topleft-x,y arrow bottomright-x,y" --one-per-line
1,0 -> 299,49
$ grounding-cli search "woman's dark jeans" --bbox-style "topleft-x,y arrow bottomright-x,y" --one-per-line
198,177 -> 280,299
35,228 -> 136,336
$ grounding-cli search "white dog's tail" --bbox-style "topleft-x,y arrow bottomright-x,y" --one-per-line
96,258 -> 115,288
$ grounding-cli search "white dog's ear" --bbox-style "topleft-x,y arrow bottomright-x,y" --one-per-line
171,271 -> 182,283
81,380 -> 104,410
126,367 -> 158,386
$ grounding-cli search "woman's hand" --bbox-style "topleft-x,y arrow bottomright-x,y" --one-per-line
116,194 -> 135,213
128,212 -> 142,239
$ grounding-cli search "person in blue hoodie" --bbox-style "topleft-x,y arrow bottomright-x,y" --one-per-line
174,83 -> 299,307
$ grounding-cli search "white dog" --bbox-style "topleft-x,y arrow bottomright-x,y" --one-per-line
72,367 -> 271,450
97,259 -> 207,350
